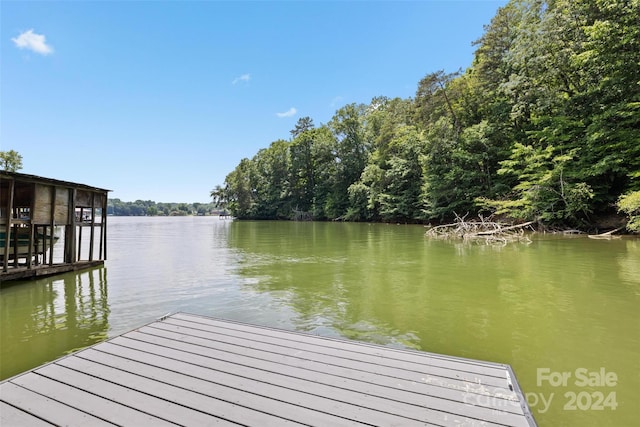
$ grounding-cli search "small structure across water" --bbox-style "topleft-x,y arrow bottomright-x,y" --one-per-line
0,171 -> 110,282
0,312 -> 537,426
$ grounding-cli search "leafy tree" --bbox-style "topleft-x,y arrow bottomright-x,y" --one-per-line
289,131 -> 315,212
376,126 -> 426,221
251,140 -> 291,218
617,191 -> 640,232
290,116 -> 314,138
217,0 -> 640,228
327,103 -> 369,218
478,143 -> 594,224
210,185 -> 227,209
309,126 -> 339,219
0,150 -> 23,172
224,158 -> 255,218
415,70 -> 462,136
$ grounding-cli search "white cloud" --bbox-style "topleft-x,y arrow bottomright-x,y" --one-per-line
276,107 -> 297,118
232,73 -> 251,85
330,96 -> 344,108
12,29 -> 53,55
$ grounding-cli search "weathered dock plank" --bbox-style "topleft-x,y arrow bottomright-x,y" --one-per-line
0,401 -> 54,427
0,382 -> 112,426
0,312 -> 536,426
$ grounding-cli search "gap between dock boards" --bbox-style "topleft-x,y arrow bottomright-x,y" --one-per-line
0,312 -> 537,426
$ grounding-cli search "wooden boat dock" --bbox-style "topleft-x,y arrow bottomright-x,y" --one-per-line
0,312 -> 537,426
1,171 -> 110,282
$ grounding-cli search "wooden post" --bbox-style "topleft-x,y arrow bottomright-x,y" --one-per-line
98,201 -> 104,260
3,179 -> 14,272
48,186 -> 56,266
66,188 -> 77,264
27,184 -> 35,269
11,223 -> 18,268
77,207 -> 84,261
27,224 -> 34,269
40,225 -> 46,265
34,225 -> 40,266
89,193 -> 95,261
102,195 -> 107,260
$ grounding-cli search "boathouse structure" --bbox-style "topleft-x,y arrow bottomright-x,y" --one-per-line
0,171 -> 110,282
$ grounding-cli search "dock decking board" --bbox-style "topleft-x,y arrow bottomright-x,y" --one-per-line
1,312 -> 536,426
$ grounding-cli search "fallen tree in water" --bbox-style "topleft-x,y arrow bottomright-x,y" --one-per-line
587,226 -> 624,240
425,214 -> 536,245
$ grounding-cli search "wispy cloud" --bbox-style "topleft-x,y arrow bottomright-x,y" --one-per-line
276,107 -> 297,118
232,73 -> 251,85
12,29 -> 53,55
330,96 -> 344,108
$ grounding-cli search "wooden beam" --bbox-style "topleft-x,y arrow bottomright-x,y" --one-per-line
101,196 -> 107,260
89,193 -> 95,261
66,188 -> 77,263
27,183 -> 35,269
2,179 -> 14,272
48,186 -> 55,266
77,207 -> 83,261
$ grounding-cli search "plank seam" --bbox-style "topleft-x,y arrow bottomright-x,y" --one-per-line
82,346 -> 443,427
65,352 -> 361,427
34,366 -> 189,427
139,325 -> 518,404
3,381 -> 119,426
156,319 -> 509,382
174,312 -> 507,372
106,334 -> 524,425
0,400 -> 57,426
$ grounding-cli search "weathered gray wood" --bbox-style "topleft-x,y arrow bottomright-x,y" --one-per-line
0,261 -> 104,281
1,172 -> 109,283
48,186 -> 55,265
0,401 -> 54,427
65,347 -> 420,426
52,355 -> 312,426
1,313 -> 536,427
89,194 -> 95,261
157,317 -> 509,385
0,382 -> 113,426
86,340 -> 526,426
91,339 -> 520,414
2,178 -> 14,272
172,312 -> 508,377
77,207 -> 84,261
32,364 -> 181,426
135,324 -> 514,399
112,332 -> 526,424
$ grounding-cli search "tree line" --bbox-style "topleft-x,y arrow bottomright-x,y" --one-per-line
107,199 -> 218,216
216,0 -> 639,231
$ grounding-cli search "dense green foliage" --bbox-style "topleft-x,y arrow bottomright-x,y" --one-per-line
219,0 -> 639,228
0,150 -> 23,172
617,191 -> 640,232
108,199 -> 217,216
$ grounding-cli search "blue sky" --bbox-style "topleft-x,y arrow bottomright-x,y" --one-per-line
2,0 -> 507,203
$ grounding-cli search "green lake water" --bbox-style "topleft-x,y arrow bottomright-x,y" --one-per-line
1,216 -> 638,425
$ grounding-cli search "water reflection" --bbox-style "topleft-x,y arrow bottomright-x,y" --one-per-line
618,239 -> 640,295
1,218 -> 637,425
0,267 -> 109,380
227,221 -> 443,349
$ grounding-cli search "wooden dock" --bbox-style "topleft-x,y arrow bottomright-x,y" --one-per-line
0,260 -> 104,282
0,312 -> 536,426
1,171 -> 110,282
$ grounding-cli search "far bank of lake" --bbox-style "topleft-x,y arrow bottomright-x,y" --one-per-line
1,216 -> 638,425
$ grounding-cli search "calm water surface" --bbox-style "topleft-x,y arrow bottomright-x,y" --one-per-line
1,216 -> 638,425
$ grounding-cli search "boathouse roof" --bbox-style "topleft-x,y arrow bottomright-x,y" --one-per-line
0,170 -> 111,193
